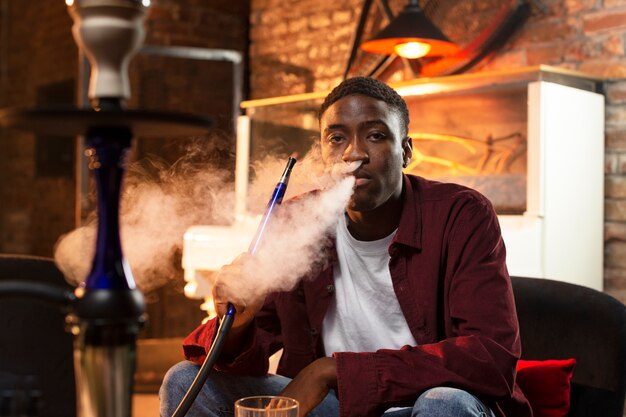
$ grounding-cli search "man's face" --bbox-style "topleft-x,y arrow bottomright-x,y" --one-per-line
319,94 -> 411,212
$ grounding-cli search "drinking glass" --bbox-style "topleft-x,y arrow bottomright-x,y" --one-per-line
235,396 -> 299,417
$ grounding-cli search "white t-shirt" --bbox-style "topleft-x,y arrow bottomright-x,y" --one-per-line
322,214 -> 417,355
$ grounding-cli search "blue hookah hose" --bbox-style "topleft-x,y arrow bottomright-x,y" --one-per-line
171,157 -> 296,417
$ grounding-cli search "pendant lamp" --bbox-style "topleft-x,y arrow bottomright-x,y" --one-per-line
360,0 -> 459,59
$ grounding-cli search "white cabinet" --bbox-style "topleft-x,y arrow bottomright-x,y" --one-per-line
501,81 -> 604,290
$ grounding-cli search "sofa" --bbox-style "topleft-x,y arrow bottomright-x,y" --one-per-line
511,276 -> 626,417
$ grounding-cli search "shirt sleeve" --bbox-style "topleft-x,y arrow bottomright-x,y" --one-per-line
182,294 -> 283,375
334,193 -> 523,417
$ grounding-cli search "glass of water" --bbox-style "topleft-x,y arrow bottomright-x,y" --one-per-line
235,396 -> 299,417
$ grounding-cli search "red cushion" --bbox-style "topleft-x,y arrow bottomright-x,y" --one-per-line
516,358 -> 576,417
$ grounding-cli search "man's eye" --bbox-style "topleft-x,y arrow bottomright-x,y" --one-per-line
368,132 -> 386,140
328,135 -> 344,143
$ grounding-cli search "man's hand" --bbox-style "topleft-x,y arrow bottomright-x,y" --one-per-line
212,253 -> 265,332
211,254 -> 266,358
280,357 -> 337,417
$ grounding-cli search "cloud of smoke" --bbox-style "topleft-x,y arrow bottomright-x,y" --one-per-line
240,175 -> 355,299
54,139 -> 236,292
53,138 -> 355,296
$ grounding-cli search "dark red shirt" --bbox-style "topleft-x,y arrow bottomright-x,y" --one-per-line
183,174 -> 532,417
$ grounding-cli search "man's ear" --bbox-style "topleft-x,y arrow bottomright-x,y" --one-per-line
402,137 -> 413,168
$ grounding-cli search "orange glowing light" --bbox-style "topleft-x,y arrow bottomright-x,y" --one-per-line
394,41 -> 432,59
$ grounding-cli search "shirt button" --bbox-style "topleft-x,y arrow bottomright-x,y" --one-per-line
310,328 -> 318,336
326,284 -> 335,294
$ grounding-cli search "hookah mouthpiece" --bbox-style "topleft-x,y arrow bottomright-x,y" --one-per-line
248,157 -> 297,255
279,157 -> 297,184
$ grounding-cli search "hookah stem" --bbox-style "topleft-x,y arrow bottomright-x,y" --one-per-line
74,126 -> 145,417
171,157 -> 297,417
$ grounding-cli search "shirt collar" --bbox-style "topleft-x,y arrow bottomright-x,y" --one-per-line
392,174 -> 422,250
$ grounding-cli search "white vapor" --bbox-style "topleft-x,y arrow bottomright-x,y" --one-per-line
53,140 -> 356,296
237,175 -> 355,301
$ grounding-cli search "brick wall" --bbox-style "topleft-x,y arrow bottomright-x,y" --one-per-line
249,0 -> 362,97
605,79 -> 626,304
248,0 -> 626,304
0,1 -> 77,256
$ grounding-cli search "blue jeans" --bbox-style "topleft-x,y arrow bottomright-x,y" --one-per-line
160,361 -> 496,417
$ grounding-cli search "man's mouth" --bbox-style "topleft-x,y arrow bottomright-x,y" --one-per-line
354,178 -> 369,187
354,172 -> 371,187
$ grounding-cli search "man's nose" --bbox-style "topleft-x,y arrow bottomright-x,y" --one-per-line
342,138 -> 367,162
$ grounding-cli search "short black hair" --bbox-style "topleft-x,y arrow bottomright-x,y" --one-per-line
318,76 -> 410,137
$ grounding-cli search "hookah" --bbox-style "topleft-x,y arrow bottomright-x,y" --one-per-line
0,2 -> 298,416
0,1 -> 211,416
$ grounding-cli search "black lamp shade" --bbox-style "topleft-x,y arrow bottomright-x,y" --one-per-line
361,2 -> 459,58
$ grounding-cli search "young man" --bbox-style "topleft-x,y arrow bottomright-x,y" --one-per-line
160,77 -> 531,417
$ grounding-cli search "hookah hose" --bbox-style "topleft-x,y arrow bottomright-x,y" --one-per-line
171,157 -> 297,417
